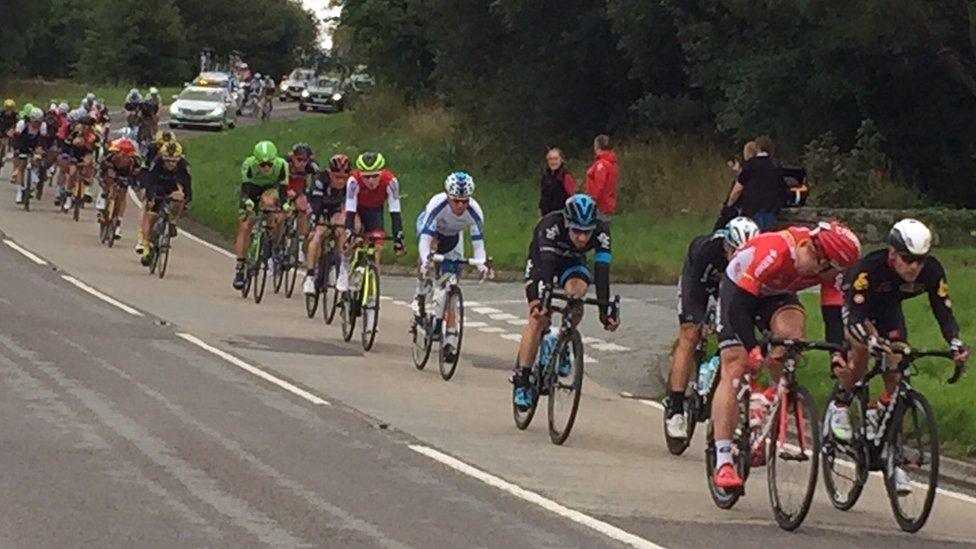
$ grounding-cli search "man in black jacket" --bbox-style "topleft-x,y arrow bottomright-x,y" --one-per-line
723,135 -> 784,230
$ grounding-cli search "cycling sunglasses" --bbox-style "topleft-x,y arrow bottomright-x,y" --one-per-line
898,252 -> 927,265
293,156 -> 309,163
449,197 -> 469,206
259,161 -> 273,168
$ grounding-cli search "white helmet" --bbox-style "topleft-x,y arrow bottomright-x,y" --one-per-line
724,216 -> 760,249
255,73 -> 262,79
29,107 -> 44,121
149,87 -> 159,96
888,218 -> 931,257
445,171 -> 475,198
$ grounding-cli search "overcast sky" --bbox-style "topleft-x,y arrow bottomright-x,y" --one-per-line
301,0 -> 341,49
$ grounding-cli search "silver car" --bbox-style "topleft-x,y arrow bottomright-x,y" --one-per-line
168,86 -> 238,130
279,69 -> 316,101
299,77 -> 346,113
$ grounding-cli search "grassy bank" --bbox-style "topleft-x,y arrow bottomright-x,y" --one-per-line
1,79 -> 180,107
181,108 -> 975,456
181,113 -> 724,281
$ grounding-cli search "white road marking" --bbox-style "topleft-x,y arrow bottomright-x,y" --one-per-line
61,275 -> 143,316
472,306 -> 503,315
507,319 -> 528,326
477,327 -> 507,334
488,313 -> 519,321
409,445 -> 665,549
584,355 -> 598,364
465,321 -> 488,328
3,239 -> 48,265
636,398 -> 665,411
392,300 -> 410,307
592,342 -> 632,352
128,187 -> 236,259
500,334 -> 522,342
464,300 -> 481,307
582,336 -> 606,345
176,333 -> 330,406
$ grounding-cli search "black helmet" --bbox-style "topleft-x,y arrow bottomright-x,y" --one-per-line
291,142 -> 313,157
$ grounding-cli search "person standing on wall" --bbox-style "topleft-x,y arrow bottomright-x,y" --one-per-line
723,135 -> 783,231
714,140 -> 757,230
585,135 -> 618,225
539,147 -> 576,216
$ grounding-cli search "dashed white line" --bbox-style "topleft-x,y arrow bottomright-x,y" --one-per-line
176,333 -> 330,406
465,300 -> 482,307
488,313 -> 519,321
472,306 -> 503,315
61,275 -> 144,316
582,336 -> 606,345
500,334 -> 522,341
408,445 -> 665,549
507,319 -> 528,326
584,355 -> 598,364
3,239 -> 48,265
592,342 -> 632,352
465,321 -> 489,328
477,327 -> 507,334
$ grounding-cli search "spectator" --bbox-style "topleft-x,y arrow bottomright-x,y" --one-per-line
585,134 -> 618,223
724,135 -> 783,230
539,147 -> 576,216
714,140 -> 757,230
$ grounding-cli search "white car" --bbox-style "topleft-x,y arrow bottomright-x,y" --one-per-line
168,86 -> 237,130
279,69 -> 316,101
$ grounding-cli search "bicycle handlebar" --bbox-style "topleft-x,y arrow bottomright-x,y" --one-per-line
761,336 -> 845,356
541,288 -> 621,321
886,343 -> 967,384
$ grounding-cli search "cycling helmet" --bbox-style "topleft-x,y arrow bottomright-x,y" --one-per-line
253,141 -> 278,163
161,142 -> 184,160
148,87 -> 159,96
888,218 -> 932,258
156,130 -> 176,144
85,92 -> 96,102
58,101 -> 69,112
355,151 -> 385,172
110,138 -> 136,155
328,154 -> 350,173
724,217 -> 760,249
445,171 -> 475,198
128,88 -> 139,95
3,99 -> 14,109
812,220 -> 861,269
29,108 -> 44,121
563,194 -> 598,231
255,73 -> 262,79
291,142 -> 313,157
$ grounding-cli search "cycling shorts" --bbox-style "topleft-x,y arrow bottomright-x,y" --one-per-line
844,301 -> 908,342
677,273 -> 713,326
358,206 -> 384,235
716,280 -> 803,349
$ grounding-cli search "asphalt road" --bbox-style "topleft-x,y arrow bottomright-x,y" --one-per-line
1,140 -> 975,547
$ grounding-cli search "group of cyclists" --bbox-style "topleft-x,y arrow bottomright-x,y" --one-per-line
3,89 -> 970,531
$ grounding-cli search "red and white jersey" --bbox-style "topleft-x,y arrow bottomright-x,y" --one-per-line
725,226 -> 843,306
345,169 -> 401,212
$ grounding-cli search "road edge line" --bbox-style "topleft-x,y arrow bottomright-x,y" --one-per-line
175,332 -> 330,406
408,444 -> 666,549
128,187 -> 236,259
61,275 -> 144,316
3,239 -> 48,265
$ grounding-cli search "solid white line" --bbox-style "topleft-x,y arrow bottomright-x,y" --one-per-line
176,333 -> 330,406
61,275 -> 143,316
128,187 -> 236,259
3,239 -> 48,265
409,445 -> 665,549
637,398 -> 665,411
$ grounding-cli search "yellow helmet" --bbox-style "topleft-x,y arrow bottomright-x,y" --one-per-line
154,130 -> 177,145
161,141 -> 184,160
3,98 -> 15,109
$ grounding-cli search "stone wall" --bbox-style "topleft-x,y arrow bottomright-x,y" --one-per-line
776,207 -> 976,247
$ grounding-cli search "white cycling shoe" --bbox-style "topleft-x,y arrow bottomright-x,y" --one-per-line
827,401 -> 853,441
666,414 -> 688,439
302,275 -> 316,296
893,467 -> 912,495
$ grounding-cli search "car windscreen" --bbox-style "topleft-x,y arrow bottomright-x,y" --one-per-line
315,78 -> 339,88
179,89 -> 224,102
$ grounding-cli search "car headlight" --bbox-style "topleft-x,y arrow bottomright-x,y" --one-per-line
211,106 -> 225,116
301,90 -> 310,98
332,93 -> 343,102
280,82 -> 288,91
170,104 -> 180,115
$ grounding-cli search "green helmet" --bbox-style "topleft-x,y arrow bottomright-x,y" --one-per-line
253,141 -> 278,163
356,151 -> 385,172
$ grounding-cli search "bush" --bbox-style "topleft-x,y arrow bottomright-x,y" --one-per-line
803,120 -> 926,209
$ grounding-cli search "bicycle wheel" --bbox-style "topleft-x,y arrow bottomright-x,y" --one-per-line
105,199 -> 118,248
821,388 -> 869,511
72,182 -> 83,221
340,291 -> 356,342
324,255 -> 340,324
412,314 -> 432,370
22,169 -> 31,211
513,361 -> 541,430
664,383 -> 698,456
253,233 -> 270,304
148,222 -> 161,274
360,264 -> 380,352
305,285 -> 320,318
767,385 -> 820,531
284,236 -> 299,298
272,245 -> 285,294
884,391 -> 939,533
157,228 -> 171,279
438,286 -> 464,381
547,329 -> 584,445
704,385 -> 750,509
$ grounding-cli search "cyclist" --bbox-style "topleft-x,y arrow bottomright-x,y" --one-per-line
302,154 -> 351,296
1,99 -> 18,169
144,130 -> 178,167
284,142 -> 317,255
710,220 -> 861,490
232,141 -> 288,290
337,152 -> 404,294
260,75 -> 276,115
411,171 -> 491,362
829,219 -> 968,455
98,137 -> 142,240
80,93 -> 97,113
139,142 -> 192,266
10,108 -> 47,203
62,114 -> 101,212
146,88 -> 161,135
665,217 -> 760,439
512,194 -> 619,409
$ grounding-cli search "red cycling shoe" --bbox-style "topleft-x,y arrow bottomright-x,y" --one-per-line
714,463 -> 744,489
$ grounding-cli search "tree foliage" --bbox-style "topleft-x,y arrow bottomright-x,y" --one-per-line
337,0 -> 976,207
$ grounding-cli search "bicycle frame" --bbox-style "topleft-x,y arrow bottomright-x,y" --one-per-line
351,239 -> 378,308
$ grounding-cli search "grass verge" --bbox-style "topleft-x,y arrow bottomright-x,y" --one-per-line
1,78 -> 180,107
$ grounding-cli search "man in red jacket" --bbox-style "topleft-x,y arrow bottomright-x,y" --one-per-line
585,134 -> 618,223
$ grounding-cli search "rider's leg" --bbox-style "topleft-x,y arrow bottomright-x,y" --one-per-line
669,323 -> 701,415
712,345 -> 747,469
766,304 -> 806,386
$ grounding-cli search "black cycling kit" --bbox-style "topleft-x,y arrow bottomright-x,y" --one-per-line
678,231 -> 727,325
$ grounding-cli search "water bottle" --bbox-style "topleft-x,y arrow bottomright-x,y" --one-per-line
538,328 -> 558,371
697,356 -> 720,395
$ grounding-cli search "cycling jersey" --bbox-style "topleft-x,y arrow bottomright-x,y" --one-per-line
65,128 -> 99,161
524,211 -> 612,314
241,156 -> 288,188
416,192 -> 486,264
343,170 -> 403,238
144,158 -> 192,203
678,231 -> 728,325
285,153 -> 318,195
13,120 -> 48,153
843,248 -> 959,344
309,173 -> 346,220
100,152 -> 141,180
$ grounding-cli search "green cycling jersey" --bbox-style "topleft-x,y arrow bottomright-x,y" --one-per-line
240,156 -> 288,187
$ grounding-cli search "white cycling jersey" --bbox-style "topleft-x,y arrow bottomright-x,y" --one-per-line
416,192 -> 486,265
